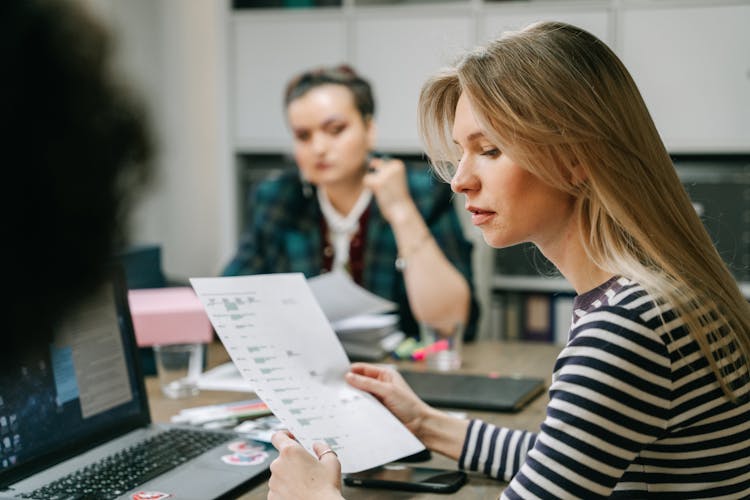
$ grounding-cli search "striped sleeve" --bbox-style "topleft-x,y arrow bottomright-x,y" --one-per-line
459,420 -> 537,482
461,304 -> 673,498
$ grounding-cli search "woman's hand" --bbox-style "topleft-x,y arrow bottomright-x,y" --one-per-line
268,431 -> 344,500
346,363 -> 470,460
364,157 -> 417,225
345,362 -> 433,436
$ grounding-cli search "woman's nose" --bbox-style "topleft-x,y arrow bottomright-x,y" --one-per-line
450,157 -> 476,194
310,132 -> 328,154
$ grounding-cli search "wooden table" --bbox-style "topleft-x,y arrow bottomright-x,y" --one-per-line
146,340 -> 562,499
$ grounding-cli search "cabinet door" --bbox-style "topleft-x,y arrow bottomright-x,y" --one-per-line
620,3 -> 750,152
352,10 -> 474,152
231,12 -> 347,151
481,5 -> 611,47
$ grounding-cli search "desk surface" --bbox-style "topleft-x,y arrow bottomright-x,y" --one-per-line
146,340 -> 562,499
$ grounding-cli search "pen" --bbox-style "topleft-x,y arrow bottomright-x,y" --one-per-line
188,406 -> 271,426
392,337 -> 419,360
411,339 -> 449,361
202,417 -> 239,430
175,398 -> 265,416
171,399 -> 268,424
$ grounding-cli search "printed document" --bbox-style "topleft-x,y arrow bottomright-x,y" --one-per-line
189,273 -> 424,473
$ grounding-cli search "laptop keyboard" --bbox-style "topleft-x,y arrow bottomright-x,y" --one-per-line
20,428 -> 233,500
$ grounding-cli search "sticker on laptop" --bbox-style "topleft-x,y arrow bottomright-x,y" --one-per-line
221,451 -> 269,466
131,492 -> 171,500
220,439 -> 270,466
227,440 -> 266,454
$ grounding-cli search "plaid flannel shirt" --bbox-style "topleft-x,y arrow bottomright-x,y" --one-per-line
222,166 -> 479,340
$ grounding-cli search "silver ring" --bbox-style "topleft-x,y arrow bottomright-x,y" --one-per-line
317,448 -> 337,460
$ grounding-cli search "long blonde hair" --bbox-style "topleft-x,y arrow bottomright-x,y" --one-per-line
418,21 -> 750,400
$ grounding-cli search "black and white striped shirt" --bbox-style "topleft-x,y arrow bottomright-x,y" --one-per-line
460,277 -> 750,498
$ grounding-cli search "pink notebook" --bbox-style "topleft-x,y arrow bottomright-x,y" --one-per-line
128,287 -> 213,346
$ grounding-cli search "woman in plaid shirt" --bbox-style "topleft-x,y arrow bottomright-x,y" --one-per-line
223,65 -> 479,339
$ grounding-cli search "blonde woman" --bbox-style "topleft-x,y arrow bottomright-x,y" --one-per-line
268,22 -> 750,499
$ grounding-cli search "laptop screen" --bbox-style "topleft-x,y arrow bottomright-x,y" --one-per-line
0,268 -> 150,486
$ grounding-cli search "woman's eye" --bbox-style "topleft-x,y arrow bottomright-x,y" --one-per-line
327,124 -> 346,136
481,148 -> 501,158
294,132 -> 310,142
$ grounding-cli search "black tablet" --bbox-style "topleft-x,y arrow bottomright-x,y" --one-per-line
399,370 -> 545,412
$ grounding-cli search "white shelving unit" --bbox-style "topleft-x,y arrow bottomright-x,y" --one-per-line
619,2 -> 750,152
230,0 -> 750,154
231,11 -> 348,151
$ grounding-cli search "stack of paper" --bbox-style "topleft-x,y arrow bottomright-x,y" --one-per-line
308,271 -> 402,361
307,270 -> 397,321
332,314 -> 404,361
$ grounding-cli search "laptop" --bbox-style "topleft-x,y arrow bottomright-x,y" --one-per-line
0,266 -> 277,500
399,370 -> 546,412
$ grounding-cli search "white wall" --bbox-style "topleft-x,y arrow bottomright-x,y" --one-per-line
83,0 -> 235,280
83,0 -> 750,291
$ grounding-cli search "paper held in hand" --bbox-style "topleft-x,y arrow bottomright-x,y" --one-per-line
189,273 -> 424,473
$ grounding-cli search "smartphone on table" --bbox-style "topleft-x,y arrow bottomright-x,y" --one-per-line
344,464 -> 467,493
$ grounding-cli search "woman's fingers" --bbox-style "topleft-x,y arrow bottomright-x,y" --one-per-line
349,362 -> 388,378
313,442 -> 341,478
345,370 -> 390,396
313,442 -> 336,459
268,436 -> 343,499
271,430 -> 296,452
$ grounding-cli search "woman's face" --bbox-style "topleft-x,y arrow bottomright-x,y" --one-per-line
287,84 -> 375,188
450,93 -> 574,252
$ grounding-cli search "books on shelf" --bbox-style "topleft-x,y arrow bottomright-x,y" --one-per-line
494,290 -> 575,345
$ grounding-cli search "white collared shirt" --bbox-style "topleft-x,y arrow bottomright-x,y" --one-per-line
317,187 -> 372,274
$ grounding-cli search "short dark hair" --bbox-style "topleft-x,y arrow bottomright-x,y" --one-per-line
0,0 -> 153,347
283,64 -> 375,120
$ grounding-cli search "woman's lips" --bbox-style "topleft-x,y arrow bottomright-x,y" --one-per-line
467,206 -> 495,226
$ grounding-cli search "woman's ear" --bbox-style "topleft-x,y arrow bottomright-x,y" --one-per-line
364,115 -> 377,150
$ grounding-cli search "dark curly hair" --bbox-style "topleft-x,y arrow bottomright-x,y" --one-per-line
0,0 -> 153,348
